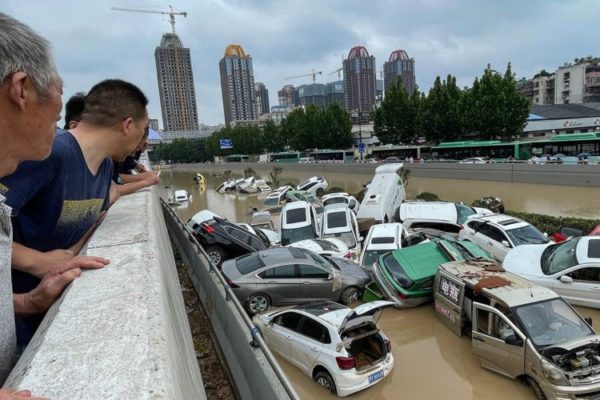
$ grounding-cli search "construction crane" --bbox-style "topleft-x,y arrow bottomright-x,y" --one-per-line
111,5 -> 187,34
329,67 -> 343,80
283,69 -> 322,83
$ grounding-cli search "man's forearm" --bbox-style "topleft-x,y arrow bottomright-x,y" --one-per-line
11,243 -> 74,278
119,173 -> 145,183
13,293 -> 43,316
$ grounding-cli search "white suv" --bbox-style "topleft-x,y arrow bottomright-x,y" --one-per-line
297,176 -> 328,197
320,204 -> 361,259
253,301 -> 395,396
459,214 -> 549,261
359,223 -> 427,270
280,200 -> 319,245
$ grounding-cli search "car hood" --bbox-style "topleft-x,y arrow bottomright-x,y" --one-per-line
542,335 -> 600,355
502,244 -> 548,276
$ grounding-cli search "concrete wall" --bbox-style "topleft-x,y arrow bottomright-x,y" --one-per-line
173,162 -> 600,187
4,187 -> 206,400
162,203 -> 299,400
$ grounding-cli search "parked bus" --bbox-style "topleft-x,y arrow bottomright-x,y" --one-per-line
370,145 -> 431,160
432,133 -> 600,162
309,149 -> 356,163
225,154 -> 249,162
271,151 -> 302,163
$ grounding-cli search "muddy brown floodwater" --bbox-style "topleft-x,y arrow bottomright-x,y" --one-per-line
160,168 -> 600,400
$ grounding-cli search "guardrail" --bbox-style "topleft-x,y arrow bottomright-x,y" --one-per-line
161,199 -> 300,400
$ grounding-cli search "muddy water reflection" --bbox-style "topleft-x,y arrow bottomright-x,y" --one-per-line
159,169 -> 600,399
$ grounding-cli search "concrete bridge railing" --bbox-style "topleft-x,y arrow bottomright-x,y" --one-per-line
4,185 -> 206,400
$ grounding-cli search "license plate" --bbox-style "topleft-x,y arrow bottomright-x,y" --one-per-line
368,370 -> 384,384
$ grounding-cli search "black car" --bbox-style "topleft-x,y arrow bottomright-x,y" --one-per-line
190,217 -> 270,266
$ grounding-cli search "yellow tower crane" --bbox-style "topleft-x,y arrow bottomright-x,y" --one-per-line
283,69 -> 322,84
329,67 -> 343,80
111,5 -> 191,130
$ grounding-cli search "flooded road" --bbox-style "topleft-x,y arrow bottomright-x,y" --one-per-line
158,168 -> 600,399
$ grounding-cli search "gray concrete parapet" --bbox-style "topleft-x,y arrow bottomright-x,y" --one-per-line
4,186 -> 206,399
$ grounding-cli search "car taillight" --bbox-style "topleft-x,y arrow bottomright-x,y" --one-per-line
343,252 -> 353,259
458,224 -> 464,230
396,292 -> 407,300
223,274 -> 239,289
336,356 -> 356,370
202,224 -> 215,234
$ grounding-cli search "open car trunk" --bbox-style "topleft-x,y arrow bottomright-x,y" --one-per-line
344,325 -> 388,371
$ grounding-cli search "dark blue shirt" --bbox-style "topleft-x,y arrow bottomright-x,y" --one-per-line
0,129 -> 113,292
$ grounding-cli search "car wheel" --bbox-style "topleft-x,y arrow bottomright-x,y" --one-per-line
339,286 -> 360,305
205,246 -> 225,266
246,293 -> 271,315
316,188 -> 325,197
526,377 -> 546,400
315,371 -> 337,395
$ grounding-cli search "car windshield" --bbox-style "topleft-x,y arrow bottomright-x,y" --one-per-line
324,198 -> 347,206
323,231 -> 357,249
514,298 -> 593,348
327,211 -> 347,228
541,238 -> 580,275
281,225 -> 316,245
455,204 -> 476,224
381,253 -> 414,289
506,224 -> 549,246
263,197 -> 279,206
362,250 -> 392,267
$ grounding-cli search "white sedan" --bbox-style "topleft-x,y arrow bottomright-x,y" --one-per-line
503,236 -> 600,309
458,157 -> 489,164
253,301 -> 395,396
287,238 -> 353,259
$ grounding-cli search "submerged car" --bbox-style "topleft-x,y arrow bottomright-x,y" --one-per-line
297,176 -> 328,197
221,247 -> 370,315
321,192 -> 360,214
320,204 -> 362,259
253,301 -> 394,396
260,185 -> 293,212
190,216 -> 270,266
280,200 -> 320,246
359,223 -> 428,271
459,213 -> 549,261
372,239 -> 493,307
287,238 -> 353,259
503,236 -> 600,309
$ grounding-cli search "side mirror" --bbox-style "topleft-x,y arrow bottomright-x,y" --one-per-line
544,232 -> 548,238
560,275 -> 574,284
585,317 -> 593,326
268,319 -> 274,326
328,273 -> 333,280
501,240 -> 511,248
504,334 -> 524,347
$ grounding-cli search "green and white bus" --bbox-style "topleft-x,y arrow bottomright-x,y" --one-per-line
309,149 -> 356,163
271,151 -> 302,163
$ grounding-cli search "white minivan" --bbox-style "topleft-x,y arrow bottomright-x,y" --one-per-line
280,200 -> 319,245
356,163 -> 405,231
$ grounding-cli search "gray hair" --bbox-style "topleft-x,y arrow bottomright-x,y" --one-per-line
0,13 -> 60,98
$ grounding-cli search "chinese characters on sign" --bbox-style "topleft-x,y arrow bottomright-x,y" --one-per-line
439,277 -> 462,305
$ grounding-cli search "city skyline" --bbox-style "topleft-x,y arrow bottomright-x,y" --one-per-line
3,0 -> 600,126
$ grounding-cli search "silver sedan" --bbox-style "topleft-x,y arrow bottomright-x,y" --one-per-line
222,247 -> 370,315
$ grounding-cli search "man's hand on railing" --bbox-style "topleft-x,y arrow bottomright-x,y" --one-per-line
0,388 -> 48,399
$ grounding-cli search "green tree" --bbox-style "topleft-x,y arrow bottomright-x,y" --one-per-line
374,78 -> 412,144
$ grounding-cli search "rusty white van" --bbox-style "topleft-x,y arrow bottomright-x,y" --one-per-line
434,259 -> 600,400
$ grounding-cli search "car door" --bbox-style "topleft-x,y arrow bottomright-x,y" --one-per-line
477,224 -> 510,261
552,265 -> 600,308
471,302 -> 526,379
298,264 -> 333,301
258,265 -> 304,304
291,316 -> 329,374
270,312 -> 303,360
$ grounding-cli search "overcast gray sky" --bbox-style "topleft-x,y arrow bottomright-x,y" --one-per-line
3,0 -> 599,127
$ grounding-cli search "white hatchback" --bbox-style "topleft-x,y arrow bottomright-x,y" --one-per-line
320,204 -> 362,259
253,301 -> 395,396
358,223 -> 428,270
459,213 -> 549,261
297,176 -> 329,197
287,238 -> 352,259
321,192 -> 360,214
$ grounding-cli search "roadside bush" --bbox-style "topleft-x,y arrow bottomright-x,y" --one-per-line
505,210 -> 600,235
415,192 -> 441,201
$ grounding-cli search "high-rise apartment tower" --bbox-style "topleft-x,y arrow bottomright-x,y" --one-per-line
155,33 -> 199,131
255,82 -> 270,116
343,46 -> 377,114
219,44 -> 257,125
383,49 -> 416,94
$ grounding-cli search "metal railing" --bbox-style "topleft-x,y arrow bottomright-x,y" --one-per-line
161,199 -> 300,400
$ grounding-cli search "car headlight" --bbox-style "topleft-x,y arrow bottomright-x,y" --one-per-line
541,359 -> 568,386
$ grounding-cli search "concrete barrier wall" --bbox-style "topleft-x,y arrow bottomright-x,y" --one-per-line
4,186 -> 206,400
171,162 -> 600,187
162,203 -> 298,400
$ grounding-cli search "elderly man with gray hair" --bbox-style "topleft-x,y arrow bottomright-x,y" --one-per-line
0,13 -> 109,399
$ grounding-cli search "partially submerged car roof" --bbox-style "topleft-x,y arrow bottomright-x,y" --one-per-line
439,259 -> 558,308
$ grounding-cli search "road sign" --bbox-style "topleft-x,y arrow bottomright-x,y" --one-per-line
358,142 -> 366,153
220,139 -> 233,149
